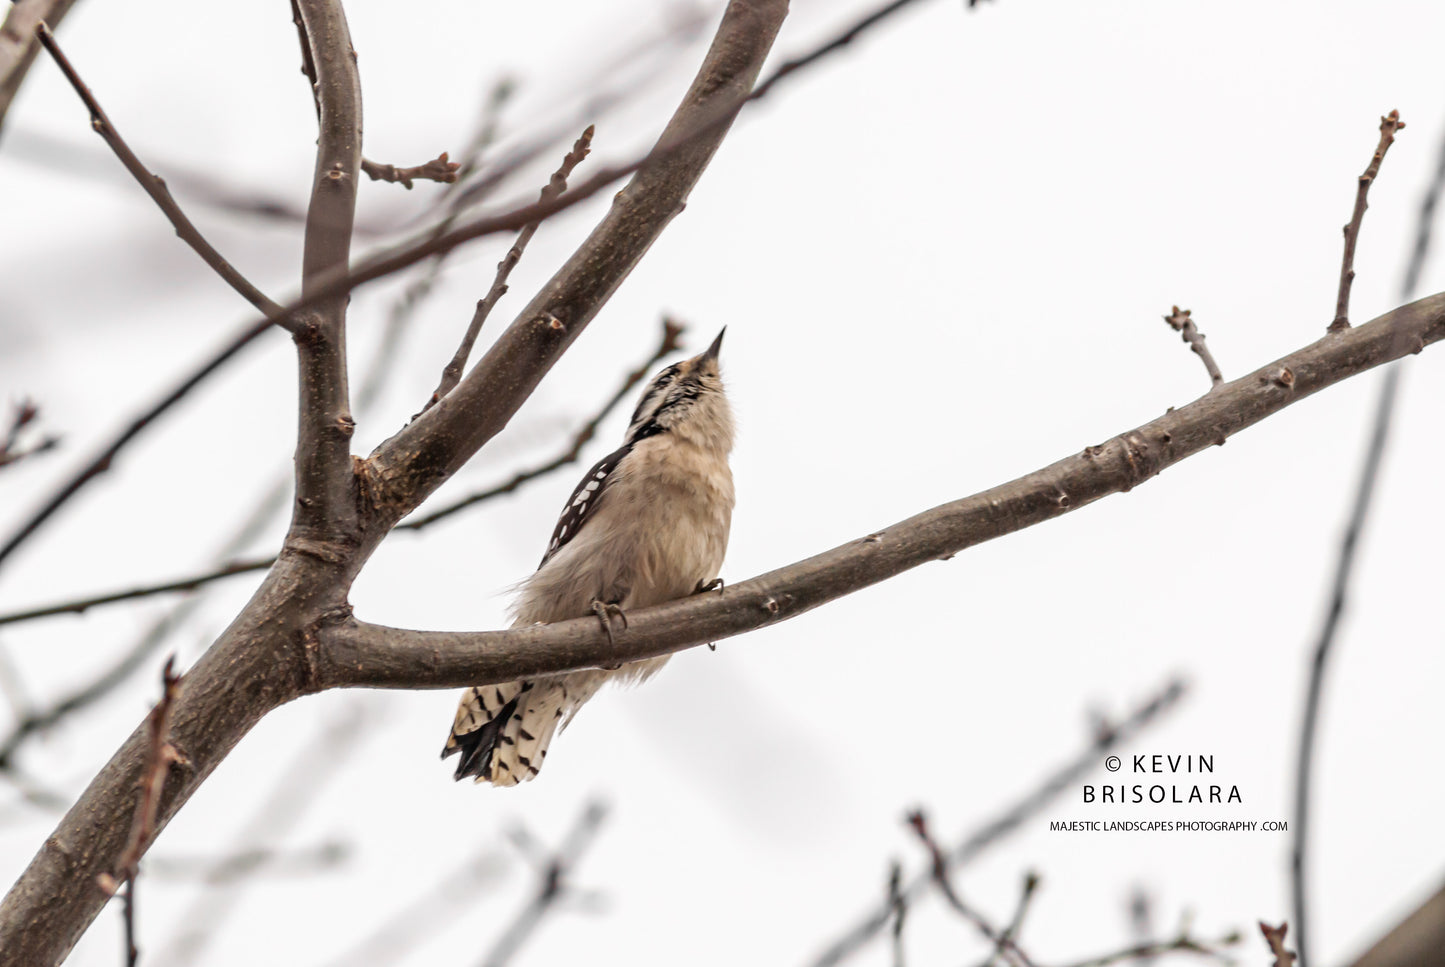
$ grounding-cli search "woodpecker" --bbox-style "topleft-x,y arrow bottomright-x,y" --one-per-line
442,329 -> 735,785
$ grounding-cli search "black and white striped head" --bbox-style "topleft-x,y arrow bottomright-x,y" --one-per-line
624,328 -> 732,451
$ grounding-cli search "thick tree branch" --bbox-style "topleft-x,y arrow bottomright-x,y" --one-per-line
291,0 -> 362,544
32,25 -> 285,320
362,0 -> 790,527
318,293 -> 1445,690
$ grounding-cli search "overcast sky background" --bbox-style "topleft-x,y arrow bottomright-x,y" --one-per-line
1,1 -> 1443,965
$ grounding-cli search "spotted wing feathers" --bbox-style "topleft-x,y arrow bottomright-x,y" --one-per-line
539,443 -> 630,568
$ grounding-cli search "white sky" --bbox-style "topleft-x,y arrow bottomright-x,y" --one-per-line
1,1 -> 1443,965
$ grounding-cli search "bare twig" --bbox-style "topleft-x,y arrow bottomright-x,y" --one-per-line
810,681 -> 1185,967
146,841 -> 348,883
404,316 -> 683,529
0,557 -> 274,627
1330,110 -> 1406,332
362,153 -> 460,189
1163,306 -> 1224,388
1260,922 -> 1297,967
426,126 -> 595,409
95,658 -> 182,967
0,399 -> 58,470
1054,928 -> 1241,967
317,843 -> 508,967
32,24 -> 284,320
906,810 -> 1034,967
480,800 -> 609,967
980,872 -> 1040,967
0,316 -> 279,574
886,861 -> 907,967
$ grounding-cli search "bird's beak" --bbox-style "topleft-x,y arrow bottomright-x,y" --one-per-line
699,327 -> 726,363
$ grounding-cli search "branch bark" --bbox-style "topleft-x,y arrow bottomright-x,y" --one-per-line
291,0 -> 362,546
316,292 -> 1445,691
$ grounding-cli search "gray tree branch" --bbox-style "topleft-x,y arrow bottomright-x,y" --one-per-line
315,292 -> 1445,691
291,0 -> 362,545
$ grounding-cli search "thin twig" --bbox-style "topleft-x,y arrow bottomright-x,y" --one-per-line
479,800 -> 609,967
426,126 -> 595,409
0,557 -> 274,627
1260,922 -> 1297,967
33,24 -> 284,320
146,841 -> 349,884
316,843 -> 508,967
1330,110 -> 1405,332
0,399 -> 58,470
887,862 -> 907,967
1163,306 -> 1224,388
361,153 -> 460,189
95,658 -> 182,967
809,681 -> 1186,967
1053,929 -> 1241,967
906,810 -> 1034,967
406,316 -> 683,528
980,872 -> 1040,967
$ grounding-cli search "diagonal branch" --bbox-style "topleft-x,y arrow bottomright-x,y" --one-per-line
403,315 -> 683,529
290,0 -> 362,544
318,292 -> 1445,691
426,126 -> 595,410
32,24 -> 284,319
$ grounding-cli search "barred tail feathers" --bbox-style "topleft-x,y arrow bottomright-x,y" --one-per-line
442,676 -> 602,785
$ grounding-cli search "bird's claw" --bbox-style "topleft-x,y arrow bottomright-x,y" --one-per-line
695,578 -> 724,595
591,599 -> 627,650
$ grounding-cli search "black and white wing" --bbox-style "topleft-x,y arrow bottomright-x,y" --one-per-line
539,442 -> 631,568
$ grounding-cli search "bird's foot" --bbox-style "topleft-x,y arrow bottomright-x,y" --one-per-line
590,599 -> 628,652
695,578 -> 724,595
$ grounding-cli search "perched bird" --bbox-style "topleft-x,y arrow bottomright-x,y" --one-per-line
442,329 -> 735,785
